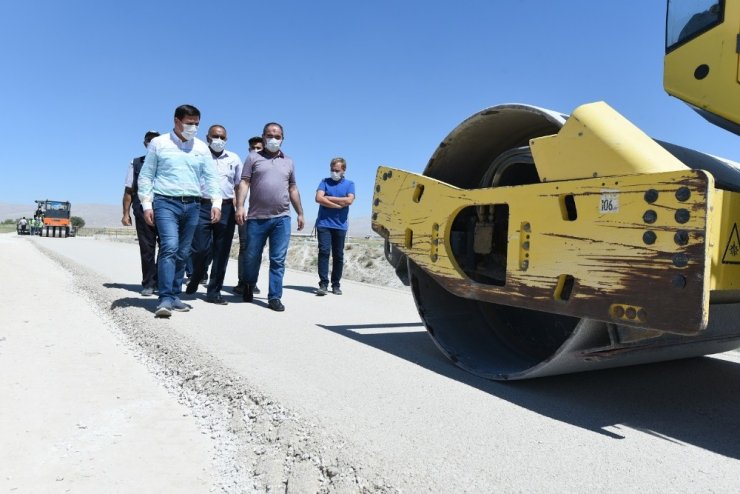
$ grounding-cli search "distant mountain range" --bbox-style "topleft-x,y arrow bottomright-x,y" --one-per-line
0,202 -> 378,237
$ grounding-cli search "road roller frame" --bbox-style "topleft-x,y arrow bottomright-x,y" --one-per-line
373,103 -> 740,337
375,163 -> 740,332
372,102 -> 740,379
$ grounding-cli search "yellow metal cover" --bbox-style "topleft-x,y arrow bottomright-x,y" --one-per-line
372,167 -> 713,335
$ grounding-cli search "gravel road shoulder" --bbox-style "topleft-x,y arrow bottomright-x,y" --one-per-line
0,234 -> 215,492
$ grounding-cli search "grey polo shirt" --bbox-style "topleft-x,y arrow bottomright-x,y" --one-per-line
241,150 -> 296,219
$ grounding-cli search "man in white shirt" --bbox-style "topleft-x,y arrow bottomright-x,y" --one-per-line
137,104 -> 222,318
186,124 -> 242,305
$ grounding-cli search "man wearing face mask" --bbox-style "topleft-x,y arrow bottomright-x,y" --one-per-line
314,157 -> 355,296
235,122 -> 305,312
185,124 -> 242,305
138,104 -> 222,318
122,130 -> 161,296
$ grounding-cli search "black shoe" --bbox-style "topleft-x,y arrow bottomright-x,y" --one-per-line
252,284 -> 261,294
205,295 -> 228,305
185,279 -> 199,294
233,283 -> 245,294
242,284 -> 253,302
268,298 -> 285,311
316,284 -> 328,296
332,287 -> 343,295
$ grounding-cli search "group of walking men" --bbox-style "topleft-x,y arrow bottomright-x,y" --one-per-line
121,104 -> 355,318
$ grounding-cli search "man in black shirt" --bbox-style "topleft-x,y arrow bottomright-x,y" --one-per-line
122,130 -> 160,296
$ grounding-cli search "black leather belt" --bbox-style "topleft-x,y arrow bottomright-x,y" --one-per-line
156,194 -> 201,203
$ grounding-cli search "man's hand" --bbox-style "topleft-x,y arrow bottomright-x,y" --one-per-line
210,207 -> 221,224
235,180 -> 249,226
235,206 -> 247,225
144,209 -> 155,226
121,214 -> 132,226
297,213 -> 305,231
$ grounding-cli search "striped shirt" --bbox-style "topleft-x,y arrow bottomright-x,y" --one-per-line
137,131 -> 222,210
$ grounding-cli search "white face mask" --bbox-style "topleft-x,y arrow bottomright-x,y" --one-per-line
181,124 -> 198,140
330,171 -> 342,182
265,137 -> 282,153
209,138 -> 226,153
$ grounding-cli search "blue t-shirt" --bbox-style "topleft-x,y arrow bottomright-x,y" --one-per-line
316,177 -> 356,230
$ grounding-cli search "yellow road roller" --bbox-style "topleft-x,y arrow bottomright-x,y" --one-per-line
372,0 -> 740,379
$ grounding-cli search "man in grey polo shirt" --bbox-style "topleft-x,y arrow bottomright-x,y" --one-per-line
235,122 -> 305,312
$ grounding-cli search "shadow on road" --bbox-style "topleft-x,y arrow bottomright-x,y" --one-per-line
110,297 -> 156,311
284,284 -> 318,294
103,282 -> 143,294
318,322 -> 740,460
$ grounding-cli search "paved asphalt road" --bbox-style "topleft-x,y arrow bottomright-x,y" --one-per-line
4,233 -> 740,492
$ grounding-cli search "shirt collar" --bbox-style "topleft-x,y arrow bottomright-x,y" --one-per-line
259,149 -> 285,159
169,130 -> 191,144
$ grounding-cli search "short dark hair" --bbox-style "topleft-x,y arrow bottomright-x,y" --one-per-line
174,104 -> 201,120
144,130 -> 160,141
330,157 -> 347,171
248,136 -> 263,147
208,124 -> 226,135
262,122 -> 284,136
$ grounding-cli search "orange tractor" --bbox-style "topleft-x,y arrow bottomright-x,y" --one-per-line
34,200 -> 73,238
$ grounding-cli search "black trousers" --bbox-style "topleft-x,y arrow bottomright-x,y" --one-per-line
190,201 -> 235,296
133,206 -> 159,289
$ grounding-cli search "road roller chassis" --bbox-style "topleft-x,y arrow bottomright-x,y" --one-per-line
373,167 -> 720,335
372,102 -> 740,379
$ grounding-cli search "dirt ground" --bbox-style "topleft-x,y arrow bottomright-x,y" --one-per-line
101,232 -> 406,290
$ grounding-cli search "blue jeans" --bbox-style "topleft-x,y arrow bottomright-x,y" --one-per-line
153,196 -> 200,304
244,216 -> 291,301
190,202 -> 235,296
317,227 -> 347,288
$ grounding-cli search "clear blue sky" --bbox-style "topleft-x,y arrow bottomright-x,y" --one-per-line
0,1 -> 736,220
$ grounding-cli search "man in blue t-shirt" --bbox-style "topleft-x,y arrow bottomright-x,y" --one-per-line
314,157 -> 355,295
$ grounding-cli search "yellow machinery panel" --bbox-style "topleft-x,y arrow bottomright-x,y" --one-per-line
530,102 -> 688,181
664,0 -> 740,132
709,189 -> 740,293
373,167 -> 713,335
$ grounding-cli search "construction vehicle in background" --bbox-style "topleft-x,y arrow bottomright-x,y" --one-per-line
34,200 -> 72,238
372,0 -> 740,380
